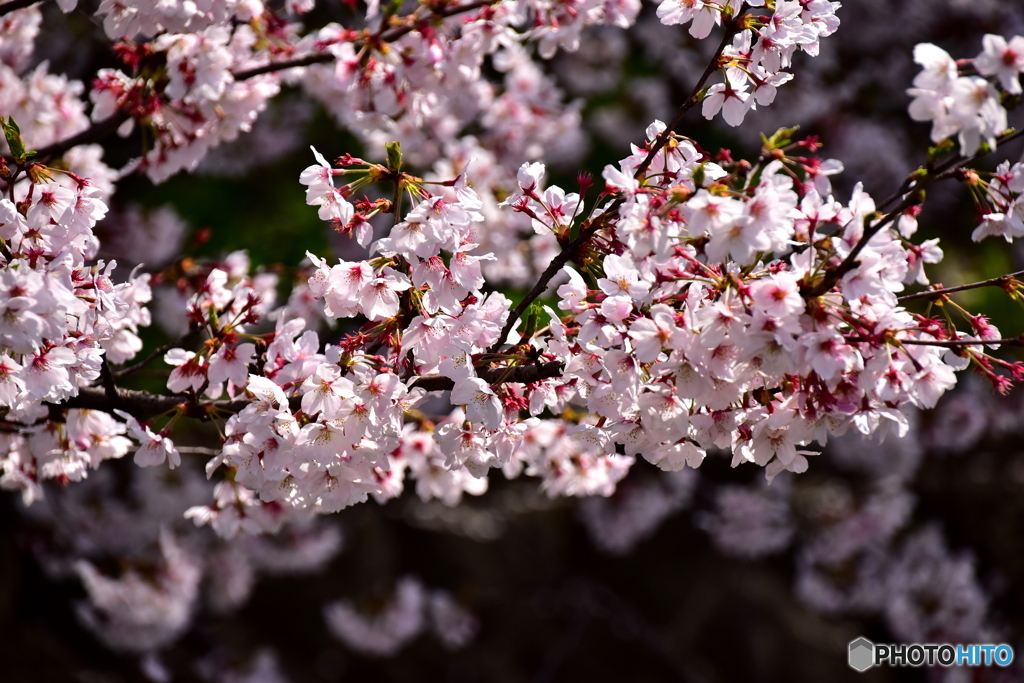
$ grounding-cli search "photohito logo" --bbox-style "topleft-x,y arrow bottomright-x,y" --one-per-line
848,638 -> 1014,672
849,638 -> 875,672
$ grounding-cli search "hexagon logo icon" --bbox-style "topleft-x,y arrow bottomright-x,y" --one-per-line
849,637 -> 875,672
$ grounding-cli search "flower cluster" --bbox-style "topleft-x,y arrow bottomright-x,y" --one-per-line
77,0 -> 655,185
91,21 -> 282,182
175,100 -> 1011,533
0,164 -> 151,503
498,122 -> 962,483
655,0 -> 841,126
970,160 -> 1024,242
0,5 -> 116,199
907,37 -> 1022,156
95,0 -> 268,39
2,4 -> 1022,559
4,1 -> 1024,676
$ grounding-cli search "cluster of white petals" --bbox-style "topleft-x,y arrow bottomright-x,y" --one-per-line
0,173 -> 152,504
907,38 -> 1019,156
0,0 -> 1020,571
169,108 -> 991,535
654,0 -> 841,127
74,0 -> 651,185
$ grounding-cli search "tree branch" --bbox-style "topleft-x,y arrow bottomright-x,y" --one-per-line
49,361 -> 565,419
0,0 -> 42,18
59,386 -> 192,416
1,112 -> 130,165
898,269 -> 1024,303
900,337 -> 1024,347
232,52 -> 335,81
846,336 -> 1024,348
378,0 -> 498,39
115,325 -> 202,379
99,358 -> 118,401
486,208 -> 618,355
134,445 -> 222,456
631,13 -> 744,180
411,361 -> 565,391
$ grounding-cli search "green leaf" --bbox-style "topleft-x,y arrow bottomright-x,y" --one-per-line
2,116 -> 33,162
385,141 -> 402,173
763,125 -> 800,151
520,303 -> 543,341
383,0 -> 403,19
927,138 -> 955,162
692,164 -> 706,188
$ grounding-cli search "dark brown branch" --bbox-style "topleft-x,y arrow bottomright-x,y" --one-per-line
874,175 -> 918,215
49,361 -> 564,419
411,361 -> 565,391
232,52 -> 335,81
846,336 -> 1024,348
0,0 -> 41,18
631,13 -> 745,179
115,325 -> 202,379
57,386 -> 259,418
487,15 -> 745,354
99,358 -> 118,401
486,208 -> 618,355
59,386 -> 192,416
233,0 -> 498,81
899,337 -> 1024,347
378,0 -> 498,39
878,129 -> 1024,214
128,445 -> 222,456
1,112 -> 130,165
898,269 -> 1024,303
804,197 -> 914,298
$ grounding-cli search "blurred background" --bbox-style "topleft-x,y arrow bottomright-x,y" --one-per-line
4,0 -> 1024,681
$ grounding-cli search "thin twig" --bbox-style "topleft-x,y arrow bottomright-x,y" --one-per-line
876,129 -> 1024,213
129,445 -> 222,456
898,269 -> 1024,302
846,336 -> 1024,348
115,325 -> 202,379
900,337 -> 1024,347
486,208 -> 617,355
631,12 -> 745,179
174,446 -> 223,456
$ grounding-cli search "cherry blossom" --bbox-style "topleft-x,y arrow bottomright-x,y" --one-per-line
0,4 -> 1022,633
